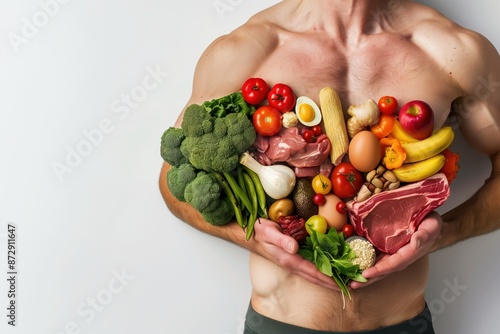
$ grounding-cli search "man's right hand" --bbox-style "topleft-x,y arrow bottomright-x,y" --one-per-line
252,218 -> 341,290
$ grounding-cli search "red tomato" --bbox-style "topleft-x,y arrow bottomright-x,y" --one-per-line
331,162 -> 364,199
311,125 -> 323,136
342,224 -> 354,238
313,193 -> 326,206
336,201 -> 347,214
268,83 -> 296,113
253,106 -> 282,136
378,96 -> 399,115
241,78 -> 269,105
302,129 -> 316,143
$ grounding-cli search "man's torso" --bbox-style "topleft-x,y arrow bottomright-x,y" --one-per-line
239,1 -> 466,331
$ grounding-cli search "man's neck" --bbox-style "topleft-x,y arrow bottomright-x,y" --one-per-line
298,0 -> 399,42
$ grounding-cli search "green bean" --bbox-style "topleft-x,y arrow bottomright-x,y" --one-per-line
222,171 -> 253,214
242,166 -> 268,218
243,171 -> 258,240
212,172 -> 244,228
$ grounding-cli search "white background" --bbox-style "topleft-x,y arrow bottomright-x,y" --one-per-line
1,0 -> 498,333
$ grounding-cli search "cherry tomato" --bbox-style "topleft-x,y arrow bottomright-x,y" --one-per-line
302,129 -> 316,143
253,106 -> 282,136
311,125 -> 323,136
342,224 -> 354,238
268,83 -> 296,113
313,193 -> 326,206
336,201 -> 347,214
241,78 -> 270,105
378,96 -> 399,115
311,174 -> 332,195
331,162 -> 363,199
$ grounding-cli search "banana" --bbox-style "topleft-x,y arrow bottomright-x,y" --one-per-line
402,126 -> 454,163
391,119 -> 419,143
392,154 -> 446,183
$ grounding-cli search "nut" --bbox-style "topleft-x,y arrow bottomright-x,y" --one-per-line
376,165 -> 386,175
366,170 -> 377,183
383,170 -> 398,183
355,184 -> 372,202
356,165 -> 401,201
388,180 -> 401,190
371,178 -> 384,189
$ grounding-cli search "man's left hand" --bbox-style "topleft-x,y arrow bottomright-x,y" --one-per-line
350,211 -> 442,289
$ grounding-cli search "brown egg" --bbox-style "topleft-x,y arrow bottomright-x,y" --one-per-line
318,194 -> 348,231
348,131 -> 382,172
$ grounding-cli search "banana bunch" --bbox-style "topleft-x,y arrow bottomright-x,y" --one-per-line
214,167 -> 268,240
391,126 -> 454,183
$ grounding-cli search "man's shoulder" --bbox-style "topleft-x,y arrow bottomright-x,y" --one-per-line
402,3 -> 497,75
189,8 -> 282,101
404,3 -> 492,51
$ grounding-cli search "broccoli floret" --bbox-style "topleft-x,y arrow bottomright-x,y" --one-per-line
179,105 -> 256,172
181,104 -> 207,137
166,163 -> 197,201
212,118 -> 228,139
184,172 -> 221,213
160,127 -> 187,167
201,197 -> 234,226
225,113 -> 257,152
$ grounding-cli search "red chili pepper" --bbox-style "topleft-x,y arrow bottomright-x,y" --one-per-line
267,83 -> 296,113
439,149 -> 460,184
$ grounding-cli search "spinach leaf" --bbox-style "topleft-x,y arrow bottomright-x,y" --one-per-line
299,229 -> 365,302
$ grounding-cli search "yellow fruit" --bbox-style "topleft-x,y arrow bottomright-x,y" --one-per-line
393,154 -> 446,183
311,174 -> 332,195
305,215 -> 328,235
391,119 -> 419,143
402,127 -> 454,163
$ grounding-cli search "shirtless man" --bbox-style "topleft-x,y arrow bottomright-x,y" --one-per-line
159,1 -> 500,333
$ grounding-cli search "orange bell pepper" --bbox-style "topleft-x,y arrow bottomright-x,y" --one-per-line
370,114 -> 396,139
380,137 -> 406,170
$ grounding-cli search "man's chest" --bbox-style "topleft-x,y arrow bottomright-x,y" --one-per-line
255,33 -> 460,128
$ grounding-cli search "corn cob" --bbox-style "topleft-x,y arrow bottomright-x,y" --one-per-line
319,87 -> 349,165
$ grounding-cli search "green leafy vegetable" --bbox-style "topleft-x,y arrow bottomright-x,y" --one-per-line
298,229 -> 367,301
202,92 -> 256,117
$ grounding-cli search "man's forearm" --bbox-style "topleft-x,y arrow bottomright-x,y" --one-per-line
437,161 -> 500,250
159,162 -> 252,250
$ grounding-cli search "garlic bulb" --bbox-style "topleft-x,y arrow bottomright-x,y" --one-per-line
240,152 -> 296,199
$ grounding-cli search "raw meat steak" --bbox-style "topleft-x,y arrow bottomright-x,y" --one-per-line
346,173 -> 450,254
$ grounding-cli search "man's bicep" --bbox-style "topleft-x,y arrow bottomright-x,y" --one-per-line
455,33 -> 500,158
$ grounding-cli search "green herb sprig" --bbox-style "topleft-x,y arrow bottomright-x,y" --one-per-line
298,229 -> 367,301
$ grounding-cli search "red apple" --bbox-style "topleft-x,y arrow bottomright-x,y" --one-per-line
398,100 -> 434,140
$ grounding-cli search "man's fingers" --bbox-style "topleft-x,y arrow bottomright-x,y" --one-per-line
255,218 -> 299,253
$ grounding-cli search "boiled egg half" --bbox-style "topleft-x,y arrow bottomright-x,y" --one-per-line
295,96 -> 322,127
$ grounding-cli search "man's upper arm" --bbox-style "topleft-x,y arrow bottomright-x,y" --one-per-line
173,23 -> 274,127
453,30 -> 500,161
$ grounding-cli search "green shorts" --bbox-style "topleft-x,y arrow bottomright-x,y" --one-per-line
244,302 -> 435,334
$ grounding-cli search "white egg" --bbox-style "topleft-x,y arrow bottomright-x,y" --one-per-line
295,96 -> 322,127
